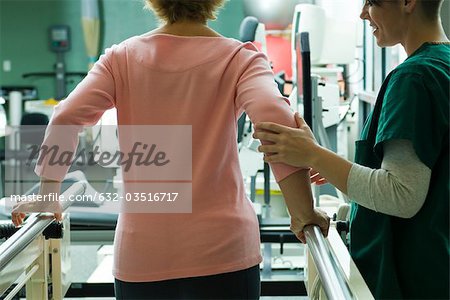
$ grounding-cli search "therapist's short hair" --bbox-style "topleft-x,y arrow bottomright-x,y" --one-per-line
419,0 -> 444,21
145,0 -> 226,24
367,0 -> 443,21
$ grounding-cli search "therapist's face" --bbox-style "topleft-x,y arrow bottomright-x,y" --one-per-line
360,0 -> 406,47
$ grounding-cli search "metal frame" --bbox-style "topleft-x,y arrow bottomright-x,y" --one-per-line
304,225 -> 374,300
305,226 -> 353,300
0,182 -> 86,299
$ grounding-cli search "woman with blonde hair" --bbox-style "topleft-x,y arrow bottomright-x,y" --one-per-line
13,0 -> 329,299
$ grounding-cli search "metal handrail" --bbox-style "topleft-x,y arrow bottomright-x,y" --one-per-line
304,225 -> 354,300
0,182 -> 86,271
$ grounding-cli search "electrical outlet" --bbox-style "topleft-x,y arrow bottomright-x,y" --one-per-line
3,60 -> 11,72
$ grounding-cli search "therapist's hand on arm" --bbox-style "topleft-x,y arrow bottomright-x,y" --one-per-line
254,112 -> 353,195
255,113 -> 431,219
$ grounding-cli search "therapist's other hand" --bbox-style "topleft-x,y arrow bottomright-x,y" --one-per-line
254,112 -> 320,168
290,209 -> 330,243
310,169 -> 327,185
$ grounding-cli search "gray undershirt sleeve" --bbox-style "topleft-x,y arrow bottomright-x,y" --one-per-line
347,139 -> 431,218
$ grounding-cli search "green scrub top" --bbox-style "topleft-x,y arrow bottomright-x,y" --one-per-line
350,42 -> 449,299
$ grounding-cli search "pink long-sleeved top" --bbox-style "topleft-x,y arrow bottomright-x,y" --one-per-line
35,34 -> 300,282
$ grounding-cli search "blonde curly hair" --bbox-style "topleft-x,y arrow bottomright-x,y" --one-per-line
145,0 -> 226,24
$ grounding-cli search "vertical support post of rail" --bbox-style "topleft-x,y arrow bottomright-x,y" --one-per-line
50,238 -> 63,300
49,216 -> 71,300
306,246 -> 316,295
26,236 -> 49,300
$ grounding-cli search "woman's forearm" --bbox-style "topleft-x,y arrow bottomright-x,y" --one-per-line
278,169 -> 315,220
39,177 -> 62,195
310,146 -> 353,195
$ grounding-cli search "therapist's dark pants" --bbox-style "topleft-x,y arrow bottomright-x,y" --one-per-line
114,265 -> 260,299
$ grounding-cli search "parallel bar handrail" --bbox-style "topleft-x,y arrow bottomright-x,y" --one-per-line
304,225 -> 353,300
0,182 -> 86,271
4,264 -> 39,300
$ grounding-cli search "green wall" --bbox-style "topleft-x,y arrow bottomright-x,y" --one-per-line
0,0 -> 245,99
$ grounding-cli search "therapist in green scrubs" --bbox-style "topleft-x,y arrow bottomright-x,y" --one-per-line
254,0 -> 449,298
